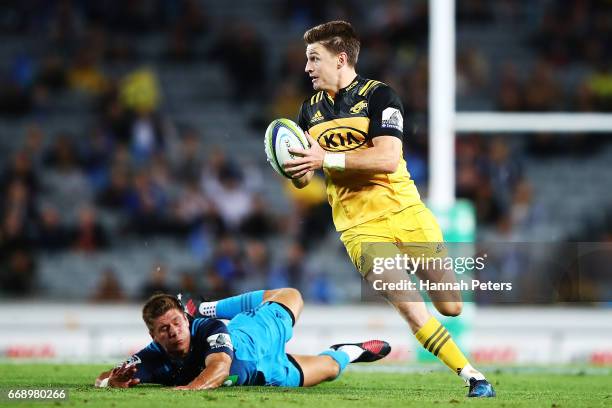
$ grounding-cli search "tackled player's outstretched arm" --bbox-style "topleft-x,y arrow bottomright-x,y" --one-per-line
95,362 -> 140,388
175,352 -> 232,391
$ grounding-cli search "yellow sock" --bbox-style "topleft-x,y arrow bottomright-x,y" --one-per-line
415,317 -> 469,375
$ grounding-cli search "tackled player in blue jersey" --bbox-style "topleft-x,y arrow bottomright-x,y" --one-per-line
94,288 -> 390,390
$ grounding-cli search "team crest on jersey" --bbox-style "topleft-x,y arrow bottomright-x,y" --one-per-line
207,333 -> 233,350
381,107 -> 403,131
350,100 -> 368,114
311,110 -> 324,123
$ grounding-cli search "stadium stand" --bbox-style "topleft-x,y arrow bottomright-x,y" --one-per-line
0,0 -> 610,301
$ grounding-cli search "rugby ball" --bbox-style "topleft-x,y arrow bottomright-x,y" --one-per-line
264,118 -> 310,179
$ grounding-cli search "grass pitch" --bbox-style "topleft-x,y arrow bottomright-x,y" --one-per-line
0,364 -> 611,407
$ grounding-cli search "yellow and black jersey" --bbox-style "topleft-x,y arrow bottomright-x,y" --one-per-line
297,75 -> 422,232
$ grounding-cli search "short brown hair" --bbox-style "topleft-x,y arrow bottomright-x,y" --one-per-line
304,21 -> 360,67
142,293 -> 183,330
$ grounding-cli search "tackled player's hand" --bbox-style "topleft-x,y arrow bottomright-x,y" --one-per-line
108,362 -> 141,388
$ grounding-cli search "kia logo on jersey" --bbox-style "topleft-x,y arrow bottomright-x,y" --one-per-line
317,127 -> 367,151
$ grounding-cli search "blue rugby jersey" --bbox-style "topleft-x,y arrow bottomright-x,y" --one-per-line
125,318 -> 262,386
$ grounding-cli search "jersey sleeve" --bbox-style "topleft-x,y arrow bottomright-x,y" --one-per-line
192,318 -> 235,361
120,342 -> 164,384
296,101 -> 308,131
367,85 -> 404,140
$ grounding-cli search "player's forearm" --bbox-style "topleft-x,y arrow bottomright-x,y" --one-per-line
187,361 -> 230,390
339,146 -> 399,174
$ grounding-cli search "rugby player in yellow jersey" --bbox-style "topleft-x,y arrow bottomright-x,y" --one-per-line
283,21 -> 495,398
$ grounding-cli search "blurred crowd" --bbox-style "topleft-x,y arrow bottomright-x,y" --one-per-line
0,0 -> 610,300
0,114 -> 333,299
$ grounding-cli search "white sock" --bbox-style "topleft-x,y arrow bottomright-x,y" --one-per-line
459,364 -> 485,382
338,345 -> 364,363
199,301 -> 218,318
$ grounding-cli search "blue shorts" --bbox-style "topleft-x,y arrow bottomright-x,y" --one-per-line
228,302 -> 303,387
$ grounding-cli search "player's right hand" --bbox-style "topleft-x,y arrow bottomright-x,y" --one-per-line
108,362 -> 141,388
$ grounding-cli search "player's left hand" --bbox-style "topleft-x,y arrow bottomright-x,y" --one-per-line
108,363 -> 141,388
285,132 -> 325,178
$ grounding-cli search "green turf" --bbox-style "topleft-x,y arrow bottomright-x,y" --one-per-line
0,364 -> 611,407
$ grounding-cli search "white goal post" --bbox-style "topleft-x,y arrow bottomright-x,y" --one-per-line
428,0 -> 612,210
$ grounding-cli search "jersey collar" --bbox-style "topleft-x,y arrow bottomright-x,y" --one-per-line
338,75 -> 361,96
326,75 -> 361,101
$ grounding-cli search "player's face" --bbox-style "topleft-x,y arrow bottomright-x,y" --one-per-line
305,42 -> 339,91
150,308 -> 191,357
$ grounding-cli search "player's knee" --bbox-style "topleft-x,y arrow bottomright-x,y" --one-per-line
279,287 -> 302,301
280,287 -> 304,316
289,287 -> 304,309
438,301 -> 463,317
